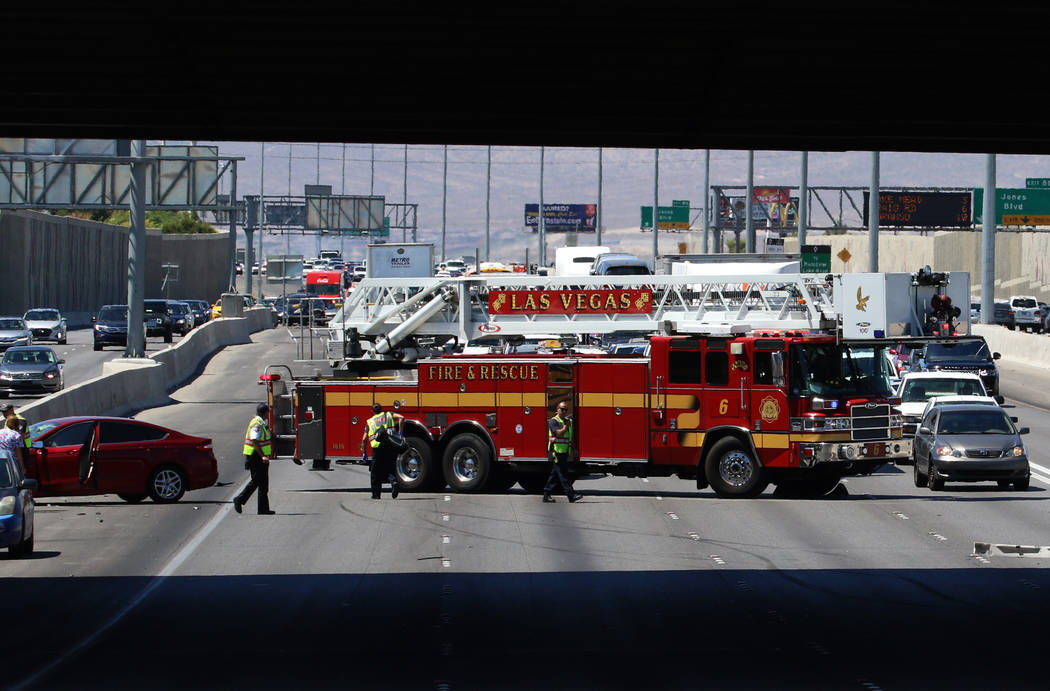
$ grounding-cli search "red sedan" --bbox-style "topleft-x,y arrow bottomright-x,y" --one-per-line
24,416 -> 219,503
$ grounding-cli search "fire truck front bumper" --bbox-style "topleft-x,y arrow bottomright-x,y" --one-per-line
797,438 -> 912,467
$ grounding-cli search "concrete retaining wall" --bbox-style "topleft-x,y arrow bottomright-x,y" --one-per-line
784,230 -> 1050,302
20,307 -> 272,422
0,209 -> 231,326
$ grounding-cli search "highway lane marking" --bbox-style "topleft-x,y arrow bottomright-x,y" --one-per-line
929,532 -> 948,542
667,512 -> 679,520
688,531 -> 700,541
892,511 -> 909,520
710,554 -> 726,565
9,480 -> 247,691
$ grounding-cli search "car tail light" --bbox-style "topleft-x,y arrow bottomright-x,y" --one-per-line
260,373 -> 281,381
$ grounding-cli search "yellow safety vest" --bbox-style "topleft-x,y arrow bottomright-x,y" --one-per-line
548,415 -> 572,455
243,415 -> 272,456
366,412 -> 394,449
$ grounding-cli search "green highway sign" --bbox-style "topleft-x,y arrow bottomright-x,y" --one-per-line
974,188 -> 1050,225
1026,178 -> 1050,189
641,199 -> 690,230
800,244 -> 831,273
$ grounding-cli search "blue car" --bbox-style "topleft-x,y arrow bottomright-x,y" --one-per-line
0,449 -> 36,555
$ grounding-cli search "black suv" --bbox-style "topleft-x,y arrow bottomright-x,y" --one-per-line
143,299 -> 174,343
919,337 -> 1001,397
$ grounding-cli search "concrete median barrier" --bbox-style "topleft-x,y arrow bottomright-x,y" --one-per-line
19,307 -> 273,422
972,323 -> 1050,369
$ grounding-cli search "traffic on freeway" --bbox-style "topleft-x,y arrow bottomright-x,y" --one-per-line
2,266 -> 1050,690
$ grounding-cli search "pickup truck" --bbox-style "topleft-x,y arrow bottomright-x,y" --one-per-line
1009,295 -> 1042,332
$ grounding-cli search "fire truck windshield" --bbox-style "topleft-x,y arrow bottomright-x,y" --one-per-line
789,343 -> 896,399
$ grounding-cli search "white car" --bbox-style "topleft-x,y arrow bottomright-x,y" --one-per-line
919,393 -> 1002,421
22,309 -> 67,344
1009,295 -> 1042,332
896,371 -> 987,437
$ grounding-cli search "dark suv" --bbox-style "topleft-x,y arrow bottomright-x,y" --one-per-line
93,305 -> 131,351
919,337 -> 1001,397
143,299 -> 174,343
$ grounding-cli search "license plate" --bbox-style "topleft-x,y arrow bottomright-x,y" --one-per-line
866,443 -> 886,457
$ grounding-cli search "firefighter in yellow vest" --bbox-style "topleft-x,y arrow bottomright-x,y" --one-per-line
543,401 -> 581,503
360,403 -> 405,499
234,403 -> 276,514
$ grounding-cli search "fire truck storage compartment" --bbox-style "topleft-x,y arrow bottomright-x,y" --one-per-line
576,359 -> 649,463
296,384 -> 326,463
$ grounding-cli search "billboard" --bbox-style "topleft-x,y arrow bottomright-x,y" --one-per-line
718,195 -> 798,230
524,203 -> 597,232
863,191 -> 971,227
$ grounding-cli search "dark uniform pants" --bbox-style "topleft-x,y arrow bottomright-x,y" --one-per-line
544,450 -> 576,498
236,453 -> 270,512
370,443 -> 399,498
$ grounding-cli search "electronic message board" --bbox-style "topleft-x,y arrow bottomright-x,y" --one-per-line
862,191 -> 971,227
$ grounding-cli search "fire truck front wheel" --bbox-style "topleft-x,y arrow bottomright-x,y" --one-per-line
704,438 -> 768,498
442,434 -> 492,493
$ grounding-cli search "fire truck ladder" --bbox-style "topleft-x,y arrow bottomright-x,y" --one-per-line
326,274 -> 839,359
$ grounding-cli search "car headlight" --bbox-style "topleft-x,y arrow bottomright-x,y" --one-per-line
0,372 -> 12,381
935,445 -> 962,458
45,370 -> 58,380
0,495 -> 15,516
1011,445 -> 1025,457
825,417 -> 851,430
978,369 -> 988,376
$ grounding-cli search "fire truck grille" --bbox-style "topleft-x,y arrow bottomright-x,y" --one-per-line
851,404 -> 890,442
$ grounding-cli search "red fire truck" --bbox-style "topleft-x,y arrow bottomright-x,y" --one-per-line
262,269 -> 969,497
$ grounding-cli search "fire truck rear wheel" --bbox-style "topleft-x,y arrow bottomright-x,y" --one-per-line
442,434 -> 492,493
395,436 -> 437,492
704,438 -> 768,498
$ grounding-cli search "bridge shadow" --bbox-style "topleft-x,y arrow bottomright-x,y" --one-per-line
5,566 -> 1050,690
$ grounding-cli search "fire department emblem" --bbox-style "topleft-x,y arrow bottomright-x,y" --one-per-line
759,395 -> 781,424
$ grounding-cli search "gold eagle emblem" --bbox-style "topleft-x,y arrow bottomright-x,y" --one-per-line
855,286 -> 870,312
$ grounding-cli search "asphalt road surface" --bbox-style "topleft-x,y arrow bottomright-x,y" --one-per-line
3,332 -> 1049,690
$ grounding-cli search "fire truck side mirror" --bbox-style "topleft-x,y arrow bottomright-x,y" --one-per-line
771,352 -> 785,380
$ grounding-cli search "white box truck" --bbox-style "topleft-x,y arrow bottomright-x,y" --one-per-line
555,246 -> 610,276
366,243 -> 434,279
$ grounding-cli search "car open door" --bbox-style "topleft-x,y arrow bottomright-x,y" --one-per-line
33,421 -> 96,495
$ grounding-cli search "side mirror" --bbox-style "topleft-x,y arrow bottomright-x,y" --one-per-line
1019,427 -> 1030,435
1010,416 -> 1019,423
58,359 -> 66,365
918,426 -> 932,435
994,395 -> 1005,404
20,478 -> 38,491
771,351 -> 785,379
993,352 -> 1001,360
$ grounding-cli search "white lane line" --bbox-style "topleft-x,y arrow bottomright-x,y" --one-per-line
10,480 -> 248,691
1031,461 -> 1050,475
710,554 -> 726,565
1032,471 -> 1050,486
